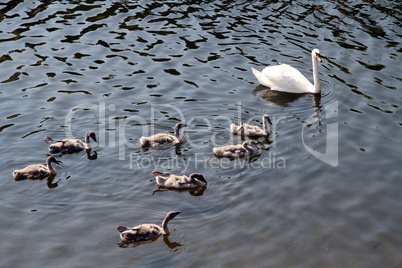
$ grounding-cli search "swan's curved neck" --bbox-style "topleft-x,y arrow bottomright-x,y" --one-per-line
263,118 -> 270,134
174,126 -> 183,142
84,133 -> 93,149
312,54 -> 321,93
162,216 -> 172,234
46,159 -> 57,174
85,133 -> 91,145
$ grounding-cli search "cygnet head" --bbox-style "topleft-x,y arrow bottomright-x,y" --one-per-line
175,123 -> 187,130
166,211 -> 182,220
87,131 -> 97,143
191,173 -> 207,184
263,114 -> 272,125
312,49 -> 322,62
48,155 -> 60,165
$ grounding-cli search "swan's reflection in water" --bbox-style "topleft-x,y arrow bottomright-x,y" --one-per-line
252,85 -> 324,132
141,142 -> 184,156
51,148 -> 98,160
213,151 -> 262,164
152,185 -> 207,196
253,84 -> 323,109
117,234 -> 183,250
253,85 -> 308,107
14,174 -> 63,188
86,149 -> 97,160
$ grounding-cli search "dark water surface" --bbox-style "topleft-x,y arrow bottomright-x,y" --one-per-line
1,1 -> 401,267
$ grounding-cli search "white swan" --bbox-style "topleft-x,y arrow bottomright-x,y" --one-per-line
230,114 -> 272,137
251,49 -> 322,94
117,211 -> 181,242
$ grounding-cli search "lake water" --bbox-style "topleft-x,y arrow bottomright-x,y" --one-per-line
1,1 -> 401,267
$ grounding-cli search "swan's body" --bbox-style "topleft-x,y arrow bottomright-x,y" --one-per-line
47,131 -> 97,153
117,211 -> 181,242
153,171 -> 207,189
251,49 -> 322,93
13,156 -> 59,179
230,114 -> 272,136
140,123 -> 187,147
213,141 -> 256,157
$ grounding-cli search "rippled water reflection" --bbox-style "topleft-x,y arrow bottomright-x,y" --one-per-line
1,1 -> 401,267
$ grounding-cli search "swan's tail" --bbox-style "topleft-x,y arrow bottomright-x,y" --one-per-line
140,136 -> 150,146
251,67 -> 272,88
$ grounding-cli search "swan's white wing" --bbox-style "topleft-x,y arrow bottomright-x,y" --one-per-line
259,64 -> 315,93
251,67 -> 275,88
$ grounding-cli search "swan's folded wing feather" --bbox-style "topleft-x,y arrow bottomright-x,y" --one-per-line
150,134 -> 176,145
261,64 -> 314,93
251,67 -> 274,88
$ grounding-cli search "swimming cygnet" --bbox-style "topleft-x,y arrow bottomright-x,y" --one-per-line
152,171 -> 207,189
13,156 -> 59,179
140,123 -> 187,147
47,131 -> 97,153
117,211 -> 181,242
213,140 -> 257,157
230,114 -> 272,136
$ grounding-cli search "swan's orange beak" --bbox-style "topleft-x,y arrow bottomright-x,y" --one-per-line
316,53 -> 322,62
152,171 -> 161,176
